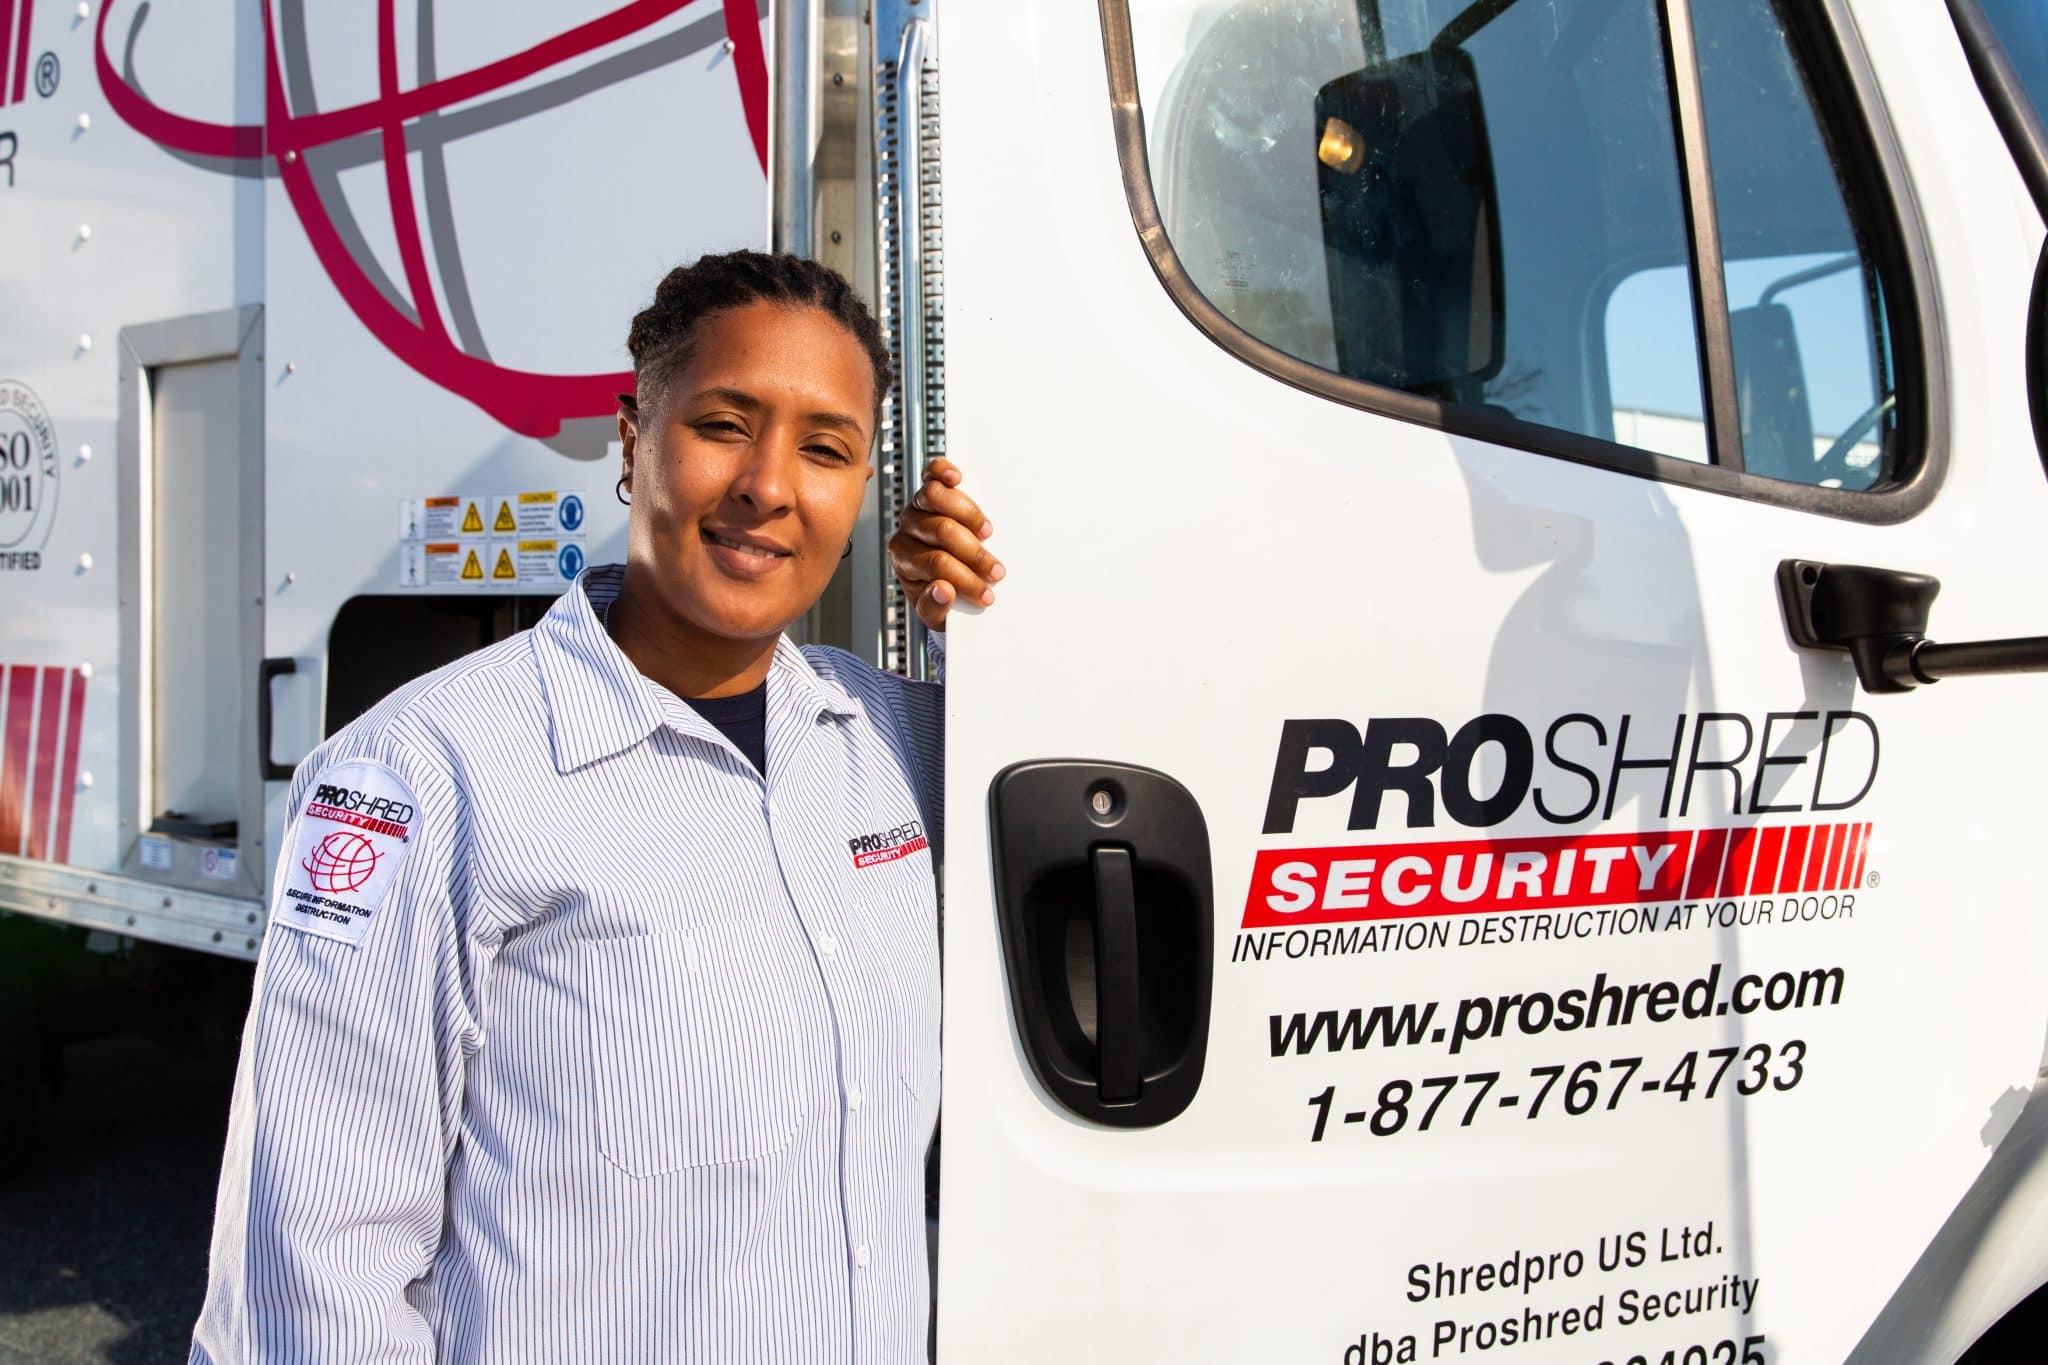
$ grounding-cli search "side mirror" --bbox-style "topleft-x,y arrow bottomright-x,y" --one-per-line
1315,47 -> 1504,393
1730,302 -> 1815,481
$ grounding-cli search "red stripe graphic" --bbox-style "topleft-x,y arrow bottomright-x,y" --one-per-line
0,0 -> 16,109
854,835 -> 929,869
1802,825 -> 1834,893
1823,822 -> 1850,889
1242,821 -> 1873,929
1684,828 -> 1728,900
51,667 -> 85,862
1849,822 -> 1872,889
25,666 -> 62,859
305,802 -> 409,839
1775,825 -> 1811,895
9,0 -> 30,104
1717,826 -> 1762,898
0,666 -> 34,853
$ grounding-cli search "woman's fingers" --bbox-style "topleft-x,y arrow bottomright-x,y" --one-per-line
899,505 -> 1004,584
890,543 -> 995,610
909,476 -> 991,540
891,459 -> 999,632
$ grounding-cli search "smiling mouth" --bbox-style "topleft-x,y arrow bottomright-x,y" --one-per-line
703,529 -> 792,560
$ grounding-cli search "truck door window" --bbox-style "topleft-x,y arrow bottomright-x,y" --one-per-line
1977,0 -> 2048,127
1117,0 -> 1929,514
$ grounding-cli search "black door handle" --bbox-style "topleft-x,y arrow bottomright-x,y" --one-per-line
988,760 -> 1213,1127
1778,560 -> 2048,694
259,657 -> 300,781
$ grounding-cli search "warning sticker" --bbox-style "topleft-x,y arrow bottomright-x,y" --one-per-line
495,490 -> 591,535
398,491 -> 592,589
398,496 -> 464,540
400,542 -> 474,588
273,759 -> 418,949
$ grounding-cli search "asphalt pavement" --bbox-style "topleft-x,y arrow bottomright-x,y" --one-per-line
0,1027 -> 240,1364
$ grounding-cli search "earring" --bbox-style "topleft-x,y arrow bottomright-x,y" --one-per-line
842,537 -> 854,561
615,476 -> 631,506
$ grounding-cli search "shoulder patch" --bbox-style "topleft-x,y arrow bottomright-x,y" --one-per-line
272,759 -> 420,948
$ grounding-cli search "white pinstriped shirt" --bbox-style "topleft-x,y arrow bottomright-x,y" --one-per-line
191,565 -> 943,1364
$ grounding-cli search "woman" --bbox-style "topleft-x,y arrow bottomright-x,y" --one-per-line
190,252 -> 1000,1364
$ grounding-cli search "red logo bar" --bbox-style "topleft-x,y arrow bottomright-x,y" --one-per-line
1242,823 -> 1866,929
854,835 -> 928,869
306,802 -> 409,839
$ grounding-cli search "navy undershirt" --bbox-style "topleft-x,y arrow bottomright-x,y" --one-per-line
683,683 -> 769,776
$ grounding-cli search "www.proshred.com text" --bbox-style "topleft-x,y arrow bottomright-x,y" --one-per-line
1270,963 -> 1845,1058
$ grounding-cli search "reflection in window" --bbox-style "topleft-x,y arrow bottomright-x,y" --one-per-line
1979,0 -> 2048,132
1131,0 -> 1909,492
1141,0 -> 1709,452
1693,0 -> 1897,489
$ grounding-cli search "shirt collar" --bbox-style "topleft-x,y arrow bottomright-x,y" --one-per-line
533,564 -> 863,774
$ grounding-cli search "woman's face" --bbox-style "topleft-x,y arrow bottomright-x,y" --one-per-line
621,301 -> 876,642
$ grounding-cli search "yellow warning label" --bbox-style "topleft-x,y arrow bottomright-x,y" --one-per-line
493,500 -> 517,533
460,502 -> 484,534
461,548 -> 483,580
492,547 -> 517,580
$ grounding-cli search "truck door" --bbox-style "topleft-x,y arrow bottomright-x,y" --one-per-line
935,0 -> 2048,1360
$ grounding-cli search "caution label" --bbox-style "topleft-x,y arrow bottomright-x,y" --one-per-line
399,542 -> 473,588
397,490 -> 593,589
398,497 -> 464,540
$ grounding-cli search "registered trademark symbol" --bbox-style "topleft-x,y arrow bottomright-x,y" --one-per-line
34,51 -> 59,99
1866,871 -> 1880,888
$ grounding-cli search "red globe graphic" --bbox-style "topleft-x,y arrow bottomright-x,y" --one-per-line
304,831 -> 381,894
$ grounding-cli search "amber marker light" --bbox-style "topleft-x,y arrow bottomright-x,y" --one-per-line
1318,116 -> 1365,174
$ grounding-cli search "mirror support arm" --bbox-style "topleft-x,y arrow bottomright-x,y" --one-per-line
1778,560 -> 2048,694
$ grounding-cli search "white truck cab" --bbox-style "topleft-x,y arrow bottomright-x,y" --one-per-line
4,0 -> 2048,1359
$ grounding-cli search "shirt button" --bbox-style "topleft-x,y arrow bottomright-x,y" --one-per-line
855,1244 -> 871,1269
819,933 -> 839,958
848,1086 -> 864,1113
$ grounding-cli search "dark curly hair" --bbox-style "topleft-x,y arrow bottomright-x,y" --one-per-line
626,250 -> 893,432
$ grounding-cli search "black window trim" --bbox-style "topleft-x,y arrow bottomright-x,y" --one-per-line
1096,0 -> 1949,524
1947,0 -> 2048,482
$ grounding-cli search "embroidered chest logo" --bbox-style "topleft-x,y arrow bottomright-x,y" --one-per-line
849,820 -> 927,869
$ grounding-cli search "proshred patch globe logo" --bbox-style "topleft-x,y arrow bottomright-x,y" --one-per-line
303,830 -> 381,894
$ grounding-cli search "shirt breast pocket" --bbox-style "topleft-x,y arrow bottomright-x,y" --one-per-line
575,931 -> 808,1176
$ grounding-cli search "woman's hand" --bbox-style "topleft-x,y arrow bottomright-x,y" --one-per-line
888,458 -> 1003,631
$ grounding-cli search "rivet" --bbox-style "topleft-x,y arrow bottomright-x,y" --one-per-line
212,931 -> 222,943
77,333 -> 92,351
87,883 -> 97,894
831,229 -> 843,243
833,72 -> 844,85
246,912 -> 257,924
77,442 -> 92,462
76,112 -> 91,131
160,897 -> 172,908
284,571 -> 297,585
284,149 -> 297,163
125,915 -> 135,926
722,37 -> 735,52
77,223 -> 91,241
78,661 -> 93,678
284,361 -> 296,374
245,938 -> 257,950
76,1 -> 90,18
76,552 -> 93,571
77,770 -> 93,789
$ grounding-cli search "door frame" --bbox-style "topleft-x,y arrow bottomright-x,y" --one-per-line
116,305 -> 266,900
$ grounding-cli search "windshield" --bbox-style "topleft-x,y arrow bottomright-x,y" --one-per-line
1980,0 -> 2048,131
